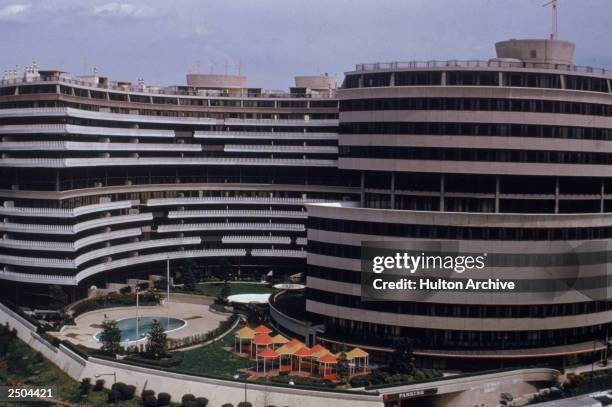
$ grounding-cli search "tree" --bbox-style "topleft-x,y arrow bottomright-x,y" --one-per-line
220,281 -> 231,299
215,258 -> 233,283
99,319 -> 122,356
389,337 -> 415,375
337,351 -> 350,384
146,319 -> 168,359
182,268 -> 197,291
48,285 -> 67,310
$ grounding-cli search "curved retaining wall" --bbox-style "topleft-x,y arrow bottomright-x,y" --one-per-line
0,302 -> 383,407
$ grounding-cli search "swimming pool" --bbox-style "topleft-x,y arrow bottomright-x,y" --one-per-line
94,316 -> 186,342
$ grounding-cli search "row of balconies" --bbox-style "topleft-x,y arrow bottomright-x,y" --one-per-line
0,157 -> 337,168
0,213 -> 152,234
167,209 -> 307,219
0,235 -> 307,270
76,248 -> 248,283
0,141 -> 203,152
0,200 -> 133,218
0,237 -> 198,269
194,131 -> 337,140
251,249 -> 306,258
221,235 -> 292,244
157,222 -> 305,233
224,118 -> 338,126
223,144 -> 338,154
147,196 -> 330,206
1,141 -> 338,156
0,228 -> 142,252
0,248 -> 249,285
0,241 -> 311,284
0,107 -> 337,127
0,123 -> 175,138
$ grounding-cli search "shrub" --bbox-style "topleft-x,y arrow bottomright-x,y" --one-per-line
221,404 -> 234,407
237,403 -> 252,407
124,353 -> 183,368
182,394 -> 196,407
195,397 -> 209,407
157,392 -> 171,406
111,382 -> 135,401
142,389 -> 155,399
143,394 -> 158,407
107,389 -> 120,404
78,378 -> 91,395
99,320 -> 122,357
93,379 -> 105,391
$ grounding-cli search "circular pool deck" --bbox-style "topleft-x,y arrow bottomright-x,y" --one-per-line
52,301 -> 228,349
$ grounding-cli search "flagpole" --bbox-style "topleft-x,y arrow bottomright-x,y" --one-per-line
166,256 -> 170,326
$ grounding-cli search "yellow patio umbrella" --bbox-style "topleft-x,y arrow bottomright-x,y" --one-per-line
234,326 -> 255,353
311,344 -> 330,359
271,333 -> 290,347
346,347 -> 370,373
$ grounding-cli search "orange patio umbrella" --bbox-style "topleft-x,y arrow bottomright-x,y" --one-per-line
318,353 -> 337,377
253,324 -> 272,335
311,344 -> 330,359
258,348 -> 279,374
293,346 -> 313,373
251,333 -> 273,357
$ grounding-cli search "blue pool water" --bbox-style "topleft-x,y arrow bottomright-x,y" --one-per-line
94,316 -> 185,342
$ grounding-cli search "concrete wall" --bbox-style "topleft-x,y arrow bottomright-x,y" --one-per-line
0,303 -> 383,407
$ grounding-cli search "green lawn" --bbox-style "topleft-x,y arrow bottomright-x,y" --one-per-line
0,330 -> 139,407
172,328 -> 254,379
195,282 -> 275,297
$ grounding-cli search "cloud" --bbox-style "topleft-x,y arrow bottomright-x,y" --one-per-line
92,2 -> 154,19
0,3 -> 31,20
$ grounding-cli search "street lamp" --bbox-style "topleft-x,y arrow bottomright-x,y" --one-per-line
233,374 -> 247,405
95,372 -> 117,407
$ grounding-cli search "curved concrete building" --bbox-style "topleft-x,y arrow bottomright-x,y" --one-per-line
298,38 -> 612,368
0,68 -> 355,303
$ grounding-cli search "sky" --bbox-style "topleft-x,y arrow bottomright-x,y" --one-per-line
0,0 -> 610,90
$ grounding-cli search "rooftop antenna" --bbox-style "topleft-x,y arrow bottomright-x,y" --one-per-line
195,59 -> 202,73
238,60 -> 242,76
543,0 -> 558,40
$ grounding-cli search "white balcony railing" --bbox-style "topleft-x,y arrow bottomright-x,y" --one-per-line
223,144 -> 338,154
0,141 -> 202,152
0,213 -> 152,235
73,236 -> 201,266
0,123 -> 176,138
0,248 -> 247,285
168,209 -> 307,219
221,235 -> 292,245
157,222 -> 305,233
195,131 -> 337,140
0,200 -> 132,218
148,196 -> 331,207
0,157 -> 337,168
0,254 -> 75,269
251,249 -> 307,258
